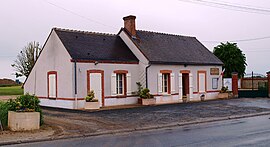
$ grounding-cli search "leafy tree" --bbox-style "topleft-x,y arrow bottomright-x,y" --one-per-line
213,42 -> 247,78
12,41 -> 41,78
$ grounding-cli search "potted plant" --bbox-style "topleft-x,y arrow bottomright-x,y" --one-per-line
218,86 -> 229,99
138,88 -> 155,105
200,93 -> 205,101
182,95 -> 188,103
7,93 -> 42,131
85,90 -> 100,110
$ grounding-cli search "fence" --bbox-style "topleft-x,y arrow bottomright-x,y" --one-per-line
239,77 -> 268,98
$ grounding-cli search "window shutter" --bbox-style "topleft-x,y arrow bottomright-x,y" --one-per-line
127,73 -> 131,95
111,73 -> 117,96
171,73 -> 175,93
158,73 -> 162,93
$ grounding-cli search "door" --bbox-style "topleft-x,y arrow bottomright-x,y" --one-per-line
182,73 -> 189,96
89,73 -> 102,106
198,72 -> 206,93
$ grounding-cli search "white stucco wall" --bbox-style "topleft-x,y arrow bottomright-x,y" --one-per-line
75,62 -> 140,106
148,65 -> 222,103
24,30 -> 74,107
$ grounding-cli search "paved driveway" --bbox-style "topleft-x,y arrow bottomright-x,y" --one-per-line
42,98 -> 270,138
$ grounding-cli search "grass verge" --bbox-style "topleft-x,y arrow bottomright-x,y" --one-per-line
0,86 -> 23,96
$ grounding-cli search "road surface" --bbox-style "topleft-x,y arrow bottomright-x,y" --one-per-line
9,115 -> 270,147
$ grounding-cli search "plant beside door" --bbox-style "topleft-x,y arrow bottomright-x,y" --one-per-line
138,87 -> 156,105
218,86 -> 229,99
85,90 -> 100,109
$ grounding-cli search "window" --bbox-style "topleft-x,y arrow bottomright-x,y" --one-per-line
162,73 -> 170,93
116,73 -> 125,95
212,78 -> 218,89
48,71 -> 57,98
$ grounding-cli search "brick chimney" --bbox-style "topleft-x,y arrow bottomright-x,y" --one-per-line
123,15 -> 136,37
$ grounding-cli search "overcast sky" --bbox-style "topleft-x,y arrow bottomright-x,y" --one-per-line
1,0 -> 270,81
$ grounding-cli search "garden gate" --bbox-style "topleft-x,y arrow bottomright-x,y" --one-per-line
238,72 -> 269,98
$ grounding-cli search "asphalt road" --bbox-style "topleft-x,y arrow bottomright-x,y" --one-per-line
9,115 -> 270,147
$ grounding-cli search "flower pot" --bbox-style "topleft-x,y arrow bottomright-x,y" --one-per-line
139,98 -> 156,105
182,96 -> 188,103
85,101 -> 100,109
8,111 -> 40,131
218,93 -> 229,99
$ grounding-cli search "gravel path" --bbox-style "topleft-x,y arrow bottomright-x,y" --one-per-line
42,98 -> 270,137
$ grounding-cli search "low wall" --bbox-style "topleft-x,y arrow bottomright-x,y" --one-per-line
8,111 -> 40,131
241,78 -> 267,89
39,98 -> 85,109
105,97 -> 138,106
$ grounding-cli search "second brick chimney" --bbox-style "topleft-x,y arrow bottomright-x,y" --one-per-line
123,15 -> 136,37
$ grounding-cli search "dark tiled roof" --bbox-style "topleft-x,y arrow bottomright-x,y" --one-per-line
132,30 -> 223,65
54,28 -> 139,62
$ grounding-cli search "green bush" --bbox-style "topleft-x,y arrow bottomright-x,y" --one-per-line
0,101 -> 9,129
139,88 -> 154,99
5,93 -> 43,126
85,90 -> 98,102
220,86 -> 229,93
136,82 -> 143,95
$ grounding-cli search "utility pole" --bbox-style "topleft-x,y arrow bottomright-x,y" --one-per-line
252,71 -> 254,91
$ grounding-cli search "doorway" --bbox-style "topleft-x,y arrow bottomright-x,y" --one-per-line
87,70 -> 104,107
182,73 -> 189,96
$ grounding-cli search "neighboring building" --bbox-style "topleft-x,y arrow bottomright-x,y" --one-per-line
24,15 -> 223,109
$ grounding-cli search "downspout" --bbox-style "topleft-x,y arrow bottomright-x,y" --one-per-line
74,60 -> 78,109
145,64 -> 151,88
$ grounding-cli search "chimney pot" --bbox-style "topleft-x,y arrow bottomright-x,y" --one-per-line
123,15 -> 136,37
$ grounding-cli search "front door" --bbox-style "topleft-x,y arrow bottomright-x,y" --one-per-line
198,72 -> 206,93
89,73 -> 102,107
182,73 -> 189,96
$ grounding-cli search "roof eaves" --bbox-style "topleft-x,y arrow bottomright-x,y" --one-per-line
149,61 -> 223,66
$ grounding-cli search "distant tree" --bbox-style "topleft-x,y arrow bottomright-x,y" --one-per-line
12,41 -> 41,78
213,42 -> 247,78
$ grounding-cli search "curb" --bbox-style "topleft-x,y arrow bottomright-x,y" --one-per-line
1,111 -> 270,146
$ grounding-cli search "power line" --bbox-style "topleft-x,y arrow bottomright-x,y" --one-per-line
244,50 -> 270,52
202,35 -> 270,43
42,0 -> 118,30
214,0 -> 270,10
178,0 -> 270,15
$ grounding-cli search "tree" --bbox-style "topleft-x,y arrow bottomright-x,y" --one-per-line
213,42 -> 247,78
12,42 -> 41,78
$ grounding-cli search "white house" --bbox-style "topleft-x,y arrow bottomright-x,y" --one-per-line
24,15 -> 223,109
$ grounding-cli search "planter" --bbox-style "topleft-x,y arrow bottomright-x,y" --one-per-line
85,101 -> 100,110
182,96 -> 188,103
138,98 -> 156,105
8,111 -> 40,131
218,93 -> 229,99
200,94 -> 206,101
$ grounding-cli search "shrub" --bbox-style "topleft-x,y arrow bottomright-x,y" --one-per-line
220,86 -> 229,93
139,88 -> 154,99
136,82 -> 143,95
85,90 -> 98,102
6,93 -> 43,126
0,101 -> 9,129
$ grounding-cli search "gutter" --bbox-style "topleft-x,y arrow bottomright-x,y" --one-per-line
145,64 -> 151,88
74,60 -> 78,109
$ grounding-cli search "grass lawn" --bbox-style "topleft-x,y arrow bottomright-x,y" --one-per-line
0,86 -> 23,96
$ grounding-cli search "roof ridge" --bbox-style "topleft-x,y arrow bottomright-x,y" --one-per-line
53,27 -> 116,36
137,30 -> 195,38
